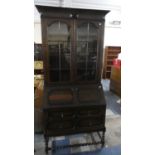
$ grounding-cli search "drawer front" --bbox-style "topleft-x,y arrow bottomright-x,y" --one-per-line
44,106 -> 106,135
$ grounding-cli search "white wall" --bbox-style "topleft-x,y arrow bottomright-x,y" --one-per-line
104,27 -> 121,46
104,10 -> 121,46
34,22 -> 42,44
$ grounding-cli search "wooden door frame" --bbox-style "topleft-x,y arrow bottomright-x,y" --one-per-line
42,18 -> 74,86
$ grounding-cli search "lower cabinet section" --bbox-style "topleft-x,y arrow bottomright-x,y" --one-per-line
44,106 -> 106,136
42,85 -> 106,154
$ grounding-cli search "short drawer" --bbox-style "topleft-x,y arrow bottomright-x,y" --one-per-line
47,121 -> 74,130
48,111 -> 75,121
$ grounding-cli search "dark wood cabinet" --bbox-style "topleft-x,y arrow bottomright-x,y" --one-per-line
36,5 -> 109,154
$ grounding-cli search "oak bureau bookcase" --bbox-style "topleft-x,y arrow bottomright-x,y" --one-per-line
36,5 -> 109,154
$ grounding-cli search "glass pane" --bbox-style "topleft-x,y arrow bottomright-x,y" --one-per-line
87,69 -> 96,80
76,22 -> 98,81
88,41 -> 97,55
77,23 -> 88,41
77,42 -> 87,56
61,70 -> 70,81
88,23 -> 98,41
47,21 -> 71,82
61,42 -> 71,70
77,69 -> 86,80
48,22 -> 70,42
48,42 -> 59,69
49,71 -> 59,82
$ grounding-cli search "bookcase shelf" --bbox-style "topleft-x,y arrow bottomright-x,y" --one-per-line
103,46 -> 121,79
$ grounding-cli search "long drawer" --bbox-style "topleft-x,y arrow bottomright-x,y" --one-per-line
44,106 -> 106,136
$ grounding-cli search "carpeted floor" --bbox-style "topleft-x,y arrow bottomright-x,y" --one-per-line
52,138 -> 120,155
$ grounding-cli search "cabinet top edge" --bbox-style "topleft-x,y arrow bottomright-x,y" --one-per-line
35,5 -> 110,16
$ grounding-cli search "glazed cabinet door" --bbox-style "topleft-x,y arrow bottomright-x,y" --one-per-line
75,21 -> 101,82
46,19 -> 74,83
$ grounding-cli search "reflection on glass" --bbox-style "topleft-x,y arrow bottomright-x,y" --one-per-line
47,21 -> 71,82
77,23 -> 98,81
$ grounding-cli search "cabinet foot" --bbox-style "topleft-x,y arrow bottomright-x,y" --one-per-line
44,136 -> 49,154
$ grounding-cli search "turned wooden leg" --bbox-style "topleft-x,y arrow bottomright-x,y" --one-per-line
44,136 -> 49,154
101,131 -> 105,147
